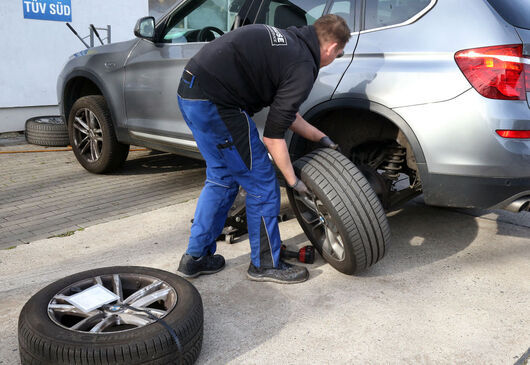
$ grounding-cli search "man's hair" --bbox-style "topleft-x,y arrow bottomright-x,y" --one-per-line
314,14 -> 351,49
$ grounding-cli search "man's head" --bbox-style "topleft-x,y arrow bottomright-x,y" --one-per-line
314,14 -> 351,68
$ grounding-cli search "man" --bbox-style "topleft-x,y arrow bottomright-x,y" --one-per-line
177,14 -> 351,284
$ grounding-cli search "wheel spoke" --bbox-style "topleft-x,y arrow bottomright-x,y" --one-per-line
123,280 -> 163,304
74,117 -> 89,134
311,220 -> 325,232
129,288 -> 172,308
94,140 -> 101,159
300,211 -> 320,225
331,238 -> 344,259
88,110 -> 96,129
90,140 -> 99,161
79,139 -> 90,154
112,274 -> 124,303
79,135 -> 89,145
94,276 -> 103,286
48,304 -> 101,318
89,315 -> 117,333
117,313 -> 154,327
294,194 -> 319,215
322,228 -> 332,253
70,312 -> 106,331
324,225 -> 344,259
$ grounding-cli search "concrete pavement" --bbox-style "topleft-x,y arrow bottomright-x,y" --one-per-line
1,197 -> 528,364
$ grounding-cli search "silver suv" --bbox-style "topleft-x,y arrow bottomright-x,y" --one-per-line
58,0 -> 530,212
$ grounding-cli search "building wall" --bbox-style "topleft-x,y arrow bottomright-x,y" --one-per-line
0,0 -> 149,132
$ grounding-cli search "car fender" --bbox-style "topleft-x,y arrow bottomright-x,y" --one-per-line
60,69 -> 130,143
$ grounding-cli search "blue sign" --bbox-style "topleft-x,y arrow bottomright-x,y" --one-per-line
23,0 -> 72,22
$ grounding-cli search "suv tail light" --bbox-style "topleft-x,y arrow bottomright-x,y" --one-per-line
496,130 -> 530,139
526,61 -> 530,92
455,44 -> 526,100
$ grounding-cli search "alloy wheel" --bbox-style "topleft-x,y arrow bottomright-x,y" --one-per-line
48,273 -> 177,333
292,191 -> 345,261
73,108 -> 104,162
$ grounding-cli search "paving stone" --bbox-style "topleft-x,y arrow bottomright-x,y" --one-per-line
0,143 -> 205,248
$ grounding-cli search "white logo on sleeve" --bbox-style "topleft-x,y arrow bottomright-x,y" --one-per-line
264,25 -> 288,46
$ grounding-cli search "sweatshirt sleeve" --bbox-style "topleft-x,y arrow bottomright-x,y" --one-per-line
263,62 -> 316,139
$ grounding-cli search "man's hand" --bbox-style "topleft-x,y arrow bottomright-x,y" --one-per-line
319,136 -> 341,152
289,177 -> 310,196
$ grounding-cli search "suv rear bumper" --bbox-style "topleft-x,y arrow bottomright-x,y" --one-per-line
419,165 -> 530,210
396,89 -> 530,209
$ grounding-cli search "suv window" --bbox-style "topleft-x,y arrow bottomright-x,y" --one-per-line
162,0 -> 246,43
487,0 -> 530,30
329,1 -> 355,30
364,0 -> 431,30
256,0 -> 327,29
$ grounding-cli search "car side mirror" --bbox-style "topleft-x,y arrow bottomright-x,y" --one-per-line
134,17 -> 155,41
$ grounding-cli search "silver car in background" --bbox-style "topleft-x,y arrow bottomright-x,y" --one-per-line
57,0 -> 530,212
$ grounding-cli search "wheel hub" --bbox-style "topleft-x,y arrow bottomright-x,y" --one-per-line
105,304 -> 125,313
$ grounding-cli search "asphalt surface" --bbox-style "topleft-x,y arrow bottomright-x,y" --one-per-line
0,133 -> 529,364
1,199 -> 529,364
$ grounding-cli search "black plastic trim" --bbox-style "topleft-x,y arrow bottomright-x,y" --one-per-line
422,173 -> 530,209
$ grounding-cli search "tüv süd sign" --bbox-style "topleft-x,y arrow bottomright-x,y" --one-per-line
23,0 -> 72,22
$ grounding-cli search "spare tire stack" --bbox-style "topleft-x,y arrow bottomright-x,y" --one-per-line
25,116 -> 69,147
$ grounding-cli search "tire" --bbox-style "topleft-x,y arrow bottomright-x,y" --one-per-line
68,95 -> 129,173
286,148 -> 390,274
25,116 -> 69,147
18,266 -> 203,365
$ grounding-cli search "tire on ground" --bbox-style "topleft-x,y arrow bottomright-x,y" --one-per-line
68,95 -> 129,173
286,148 -> 390,274
18,266 -> 203,365
25,116 -> 69,147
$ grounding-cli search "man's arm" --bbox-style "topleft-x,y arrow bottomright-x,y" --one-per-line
264,112 -> 323,187
263,137 -> 297,187
288,113 -> 325,142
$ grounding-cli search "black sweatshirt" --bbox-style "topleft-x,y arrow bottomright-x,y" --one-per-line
186,24 -> 321,139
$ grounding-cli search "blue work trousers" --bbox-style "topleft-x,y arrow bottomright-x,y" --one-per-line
177,72 -> 282,268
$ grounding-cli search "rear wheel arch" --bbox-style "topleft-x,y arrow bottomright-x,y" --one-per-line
290,98 -> 428,209
293,98 -> 426,167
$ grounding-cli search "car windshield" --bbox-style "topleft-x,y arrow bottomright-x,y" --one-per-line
487,0 -> 530,30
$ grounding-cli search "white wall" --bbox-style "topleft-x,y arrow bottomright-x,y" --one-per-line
0,0 -> 148,132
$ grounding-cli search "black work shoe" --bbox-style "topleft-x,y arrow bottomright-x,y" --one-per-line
247,260 -> 309,284
177,253 -> 225,278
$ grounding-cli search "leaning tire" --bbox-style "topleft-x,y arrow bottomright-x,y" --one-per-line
18,266 -> 203,365
287,148 -> 390,274
25,116 -> 69,147
68,95 -> 129,173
